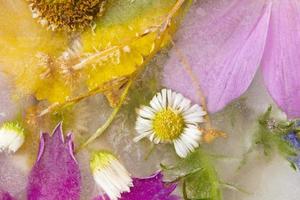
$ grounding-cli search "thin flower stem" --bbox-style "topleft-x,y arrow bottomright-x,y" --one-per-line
182,180 -> 190,200
75,0 -> 187,152
144,143 -> 155,160
71,0 -> 186,72
171,40 -> 213,129
37,77 -> 128,117
72,46 -> 119,70
220,181 -> 252,195
169,167 -> 203,183
37,88 -> 104,117
37,0 -> 186,118
78,79 -> 133,150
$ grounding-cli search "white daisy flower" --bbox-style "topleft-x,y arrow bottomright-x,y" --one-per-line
134,89 -> 206,158
0,122 -> 25,153
90,151 -> 133,200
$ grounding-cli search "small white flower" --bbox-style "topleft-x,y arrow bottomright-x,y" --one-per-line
0,122 -> 25,153
90,151 -> 133,200
134,89 -> 206,158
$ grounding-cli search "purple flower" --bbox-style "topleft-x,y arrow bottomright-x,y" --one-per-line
90,151 -> 178,200
284,121 -> 300,168
285,132 -> 300,150
0,191 -> 15,200
285,132 -> 300,169
163,0 -> 300,118
27,123 -> 81,200
95,173 -> 178,200
118,173 -> 178,200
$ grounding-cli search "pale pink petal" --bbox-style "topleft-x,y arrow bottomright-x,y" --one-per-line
163,0 -> 271,112
261,0 -> 300,118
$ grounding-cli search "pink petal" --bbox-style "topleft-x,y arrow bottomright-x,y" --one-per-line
163,0 -> 271,112
261,0 -> 300,118
27,123 -> 81,200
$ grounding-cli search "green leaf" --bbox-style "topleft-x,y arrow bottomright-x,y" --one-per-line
255,107 -> 297,158
241,106 -> 298,168
163,148 -> 222,200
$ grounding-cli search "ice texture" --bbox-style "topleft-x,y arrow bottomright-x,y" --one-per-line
1,58 -> 300,200
0,73 -> 18,123
1,1 -> 300,200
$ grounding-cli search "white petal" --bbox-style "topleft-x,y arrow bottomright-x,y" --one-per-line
174,139 -> 189,158
93,159 -> 133,200
181,137 -> 195,151
185,125 -> 202,138
167,89 -> 175,107
135,117 -> 152,129
160,89 -> 168,108
0,130 -> 24,153
133,130 -> 153,142
0,132 -> 15,151
172,93 -> 184,110
183,105 -> 206,124
9,134 -> 25,153
137,106 -> 155,119
149,133 -> 156,142
184,104 -> 206,116
155,90 -> 168,109
183,114 -> 205,124
178,98 -> 191,112
181,131 -> 200,149
150,96 -> 163,111
153,137 -> 161,144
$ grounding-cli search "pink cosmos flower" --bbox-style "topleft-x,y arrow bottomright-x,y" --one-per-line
163,0 -> 300,118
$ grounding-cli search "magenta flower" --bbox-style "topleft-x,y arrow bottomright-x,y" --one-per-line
117,173 -> 178,200
1,124 -> 178,200
90,151 -> 178,200
0,191 -> 15,200
27,123 -> 81,200
163,0 -> 300,118
95,173 -> 178,200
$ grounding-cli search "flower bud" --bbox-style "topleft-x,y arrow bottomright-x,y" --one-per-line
90,151 -> 133,200
0,122 -> 25,153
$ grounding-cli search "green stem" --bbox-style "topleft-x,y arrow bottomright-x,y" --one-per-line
198,148 -> 222,200
144,143 -> 155,161
169,167 -> 203,183
220,181 -> 252,195
75,0 -> 187,152
77,80 -> 132,151
182,180 -> 190,200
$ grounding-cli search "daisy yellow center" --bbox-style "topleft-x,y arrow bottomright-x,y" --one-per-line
152,108 -> 184,141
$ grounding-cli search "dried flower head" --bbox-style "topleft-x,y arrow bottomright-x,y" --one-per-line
28,0 -> 107,32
